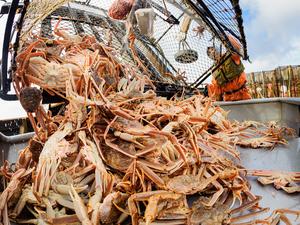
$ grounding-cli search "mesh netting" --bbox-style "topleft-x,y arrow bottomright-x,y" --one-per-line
17,0 -> 246,86
19,0 -> 71,46
142,0 -> 224,84
202,0 -> 247,58
82,0 -> 228,84
205,0 -> 239,35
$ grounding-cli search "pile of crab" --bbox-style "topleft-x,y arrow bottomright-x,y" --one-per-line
0,20 -> 299,225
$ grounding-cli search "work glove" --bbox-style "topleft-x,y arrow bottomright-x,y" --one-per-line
203,85 -> 209,97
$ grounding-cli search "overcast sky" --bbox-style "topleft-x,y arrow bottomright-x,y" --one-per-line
240,0 -> 300,73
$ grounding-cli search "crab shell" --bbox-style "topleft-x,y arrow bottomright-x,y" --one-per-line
19,87 -> 42,113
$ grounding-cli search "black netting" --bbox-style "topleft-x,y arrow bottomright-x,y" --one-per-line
144,8 -> 224,84
4,0 -> 247,99
137,0 -> 224,85
202,0 -> 248,59
23,6 -> 146,80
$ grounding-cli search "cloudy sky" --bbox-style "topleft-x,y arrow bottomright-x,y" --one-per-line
240,0 -> 300,73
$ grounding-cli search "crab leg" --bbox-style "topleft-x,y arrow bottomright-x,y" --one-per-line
69,185 -> 92,225
149,130 -> 188,164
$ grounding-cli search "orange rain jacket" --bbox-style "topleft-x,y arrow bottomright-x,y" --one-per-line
207,36 -> 252,101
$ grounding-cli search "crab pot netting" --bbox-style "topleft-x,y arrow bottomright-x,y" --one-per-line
18,0 -> 245,86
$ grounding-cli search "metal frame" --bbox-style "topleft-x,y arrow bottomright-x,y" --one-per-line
0,1 -> 177,102
230,0 -> 249,61
183,0 -> 249,87
151,1 -> 180,25
0,0 -> 249,100
191,53 -> 231,88
0,0 -> 25,101
187,0 -> 241,59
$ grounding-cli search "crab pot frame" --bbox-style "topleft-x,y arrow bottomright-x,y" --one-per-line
0,0 -> 248,103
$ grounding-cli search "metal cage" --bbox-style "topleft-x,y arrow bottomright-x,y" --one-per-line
0,0 -> 248,101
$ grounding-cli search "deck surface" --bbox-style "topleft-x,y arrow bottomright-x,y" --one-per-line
239,137 -> 300,220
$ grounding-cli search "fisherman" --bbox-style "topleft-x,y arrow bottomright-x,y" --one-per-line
206,34 -> 252,101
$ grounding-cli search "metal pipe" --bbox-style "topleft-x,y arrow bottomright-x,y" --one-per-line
154,13 -> 184,45
194,0 -> 239,56
1,0 -> 20,100
0,132 -> 34,144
